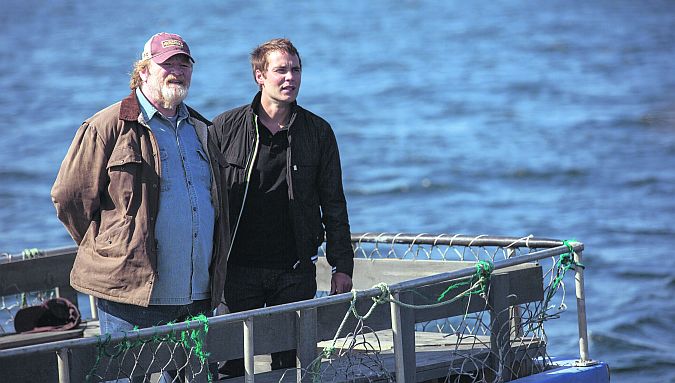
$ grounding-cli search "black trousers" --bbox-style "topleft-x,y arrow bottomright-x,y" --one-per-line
220,265 -> 317,377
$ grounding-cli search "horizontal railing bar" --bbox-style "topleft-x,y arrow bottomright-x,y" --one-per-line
1,247 -> 77,263
1,233 -> 565,262
0,242 -> 581,358
351,232 -> 563,248
392,242 -> 581,292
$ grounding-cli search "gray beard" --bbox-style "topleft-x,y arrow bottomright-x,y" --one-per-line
160,84 -> 188,109
145,76 -> 189,110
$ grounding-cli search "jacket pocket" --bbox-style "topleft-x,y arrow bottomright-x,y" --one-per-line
107,146 -> 142,169
94,215 -> 133,257
224,155 -> 246,190
106,146 -> 142,203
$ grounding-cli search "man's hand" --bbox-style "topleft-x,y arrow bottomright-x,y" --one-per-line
330,272 -> 353,295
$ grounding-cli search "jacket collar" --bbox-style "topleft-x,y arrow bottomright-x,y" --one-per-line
118,89 -> 212,126
119,91 -> 142,122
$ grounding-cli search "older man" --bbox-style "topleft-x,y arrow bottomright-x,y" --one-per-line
51,32 -> 229,336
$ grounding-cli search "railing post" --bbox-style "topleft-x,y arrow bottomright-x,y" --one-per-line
488,272 -> 514,381
296,308 -> 318,382
57,347 -> 70,383
390,290 -> 415,383
573,250 -> 596,366
90,295 -> 98,320
506,248 -> 523,339
244,317 -> 255,382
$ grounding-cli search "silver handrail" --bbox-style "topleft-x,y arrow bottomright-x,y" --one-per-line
0,242 -> 588,383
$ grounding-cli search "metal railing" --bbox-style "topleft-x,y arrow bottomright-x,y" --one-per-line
0,233 -> 593,382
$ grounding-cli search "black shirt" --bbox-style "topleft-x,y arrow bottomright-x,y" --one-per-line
228,122 -> 297,269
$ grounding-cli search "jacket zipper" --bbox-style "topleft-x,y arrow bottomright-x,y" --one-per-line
226,115 -> 260,259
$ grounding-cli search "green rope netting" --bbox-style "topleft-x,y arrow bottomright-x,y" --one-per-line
82,242 -> 583,382
541,240 -> 585,318
87,314 -> 211,382
307,247 -> 582,380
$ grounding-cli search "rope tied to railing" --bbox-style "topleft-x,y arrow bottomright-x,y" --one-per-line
539,240 -> 585,321
318,260 -> 496,358
549,240 -> 584,295
308,260 -> 496,381
307,283 -> 393,382
21,248 -> 39,259
86,314 -> 212,382
325,259 -> 497,353
436,260 -> 494,302
323,284 -> 391,356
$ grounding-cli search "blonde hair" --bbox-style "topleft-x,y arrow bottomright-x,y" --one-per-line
129,59 -> 150,89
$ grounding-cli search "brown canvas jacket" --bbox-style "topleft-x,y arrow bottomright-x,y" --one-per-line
51,91 -> 230,308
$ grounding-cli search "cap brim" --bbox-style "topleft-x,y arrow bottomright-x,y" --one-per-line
151,51 -> 195,64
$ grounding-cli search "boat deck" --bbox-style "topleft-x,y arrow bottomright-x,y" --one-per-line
221,331 -> 546,382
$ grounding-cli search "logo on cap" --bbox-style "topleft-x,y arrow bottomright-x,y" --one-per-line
162,39 -> 184,49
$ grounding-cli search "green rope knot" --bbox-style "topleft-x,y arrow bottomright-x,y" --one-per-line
21,248 -> 39,259
561,240 -> 585,270
475,260 -> 494,279
321,346 -> 335,359
548,241 -> 584,294
437,260 -> 494,302
474,260 -> 493,298
371,282 -> 390,305
539,239 -> 586,321
349,283 -> 390,321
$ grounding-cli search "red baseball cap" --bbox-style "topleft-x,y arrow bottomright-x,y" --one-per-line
142,32 -> 194,64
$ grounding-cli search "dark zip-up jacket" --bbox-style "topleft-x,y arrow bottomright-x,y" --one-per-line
210,92 -> 353,277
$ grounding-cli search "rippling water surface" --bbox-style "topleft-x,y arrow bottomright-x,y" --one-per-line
1,1 -> 674,381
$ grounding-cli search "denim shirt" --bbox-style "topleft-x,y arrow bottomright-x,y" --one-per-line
136,89 -> 215,305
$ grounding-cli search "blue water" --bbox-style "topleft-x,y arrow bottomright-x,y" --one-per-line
1,1 -> 674,382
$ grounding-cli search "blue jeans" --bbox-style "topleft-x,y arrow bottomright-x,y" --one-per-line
97,299 -> 214,382
98,299 -> 212,333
